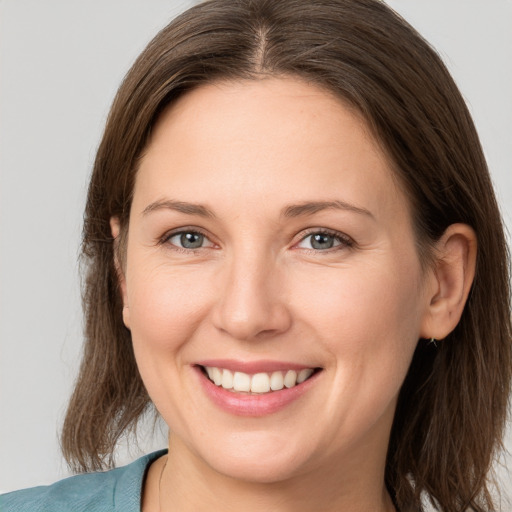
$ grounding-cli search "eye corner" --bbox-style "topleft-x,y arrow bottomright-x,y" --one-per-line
160,227 -> 217,252
294,228 -> 354,253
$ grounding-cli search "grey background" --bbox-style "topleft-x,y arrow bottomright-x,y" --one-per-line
1,0 -> 511,505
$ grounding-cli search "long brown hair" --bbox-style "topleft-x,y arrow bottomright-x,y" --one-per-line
62,1 -> 512,510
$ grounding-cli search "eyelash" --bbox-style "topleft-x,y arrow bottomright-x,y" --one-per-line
295,228 -> 354,253
159,227 -> 354,253
159,228 -> 214,253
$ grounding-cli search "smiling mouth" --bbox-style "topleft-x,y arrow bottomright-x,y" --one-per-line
200,366 -> 321,394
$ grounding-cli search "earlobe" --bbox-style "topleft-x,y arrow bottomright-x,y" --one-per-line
420,223 -> 477,340
110,216 -> 130,329
110,216 -> 121,240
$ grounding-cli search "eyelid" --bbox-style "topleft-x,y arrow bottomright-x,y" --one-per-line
293,227 -> 354,251
157,226 -> 353,252
159,226 -> 216,249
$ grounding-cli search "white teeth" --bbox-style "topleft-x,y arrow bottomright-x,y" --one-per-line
251,373 -> 270,393
233,371 -> 251,392
284,370 -> 298,388
204,366 -> 315,393
221,369 -> 234,389
212,367 -> 222,386
270,371 -> 284,391
297,368 -> 314,384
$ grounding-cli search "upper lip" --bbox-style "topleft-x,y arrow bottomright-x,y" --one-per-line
195,359 -> 320,374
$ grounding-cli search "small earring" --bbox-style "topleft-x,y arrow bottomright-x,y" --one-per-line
429,337 -> 438,348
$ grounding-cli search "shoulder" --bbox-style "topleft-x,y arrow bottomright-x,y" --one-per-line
0,450 -> 167,512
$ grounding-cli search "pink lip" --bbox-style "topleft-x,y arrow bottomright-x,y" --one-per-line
196,359 -> 315,374
194,365 -> 321,417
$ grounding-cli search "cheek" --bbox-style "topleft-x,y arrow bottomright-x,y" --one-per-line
124,264 -> 216,421
291,258 -> 424,438
126,263 -> 214,356
296,260 -> 421,330
290,256 -> 424,381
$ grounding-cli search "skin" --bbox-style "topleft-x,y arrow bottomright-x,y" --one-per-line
111,77 -> 476,512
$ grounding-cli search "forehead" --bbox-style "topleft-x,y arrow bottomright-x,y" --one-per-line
134,77 -> 406,221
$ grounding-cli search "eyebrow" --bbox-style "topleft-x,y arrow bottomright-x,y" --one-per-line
142,199 -> 215,218
141,198 -> 373,220
282,200 -> 374,219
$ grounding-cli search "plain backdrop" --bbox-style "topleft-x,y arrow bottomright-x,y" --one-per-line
1,0 -> 511,505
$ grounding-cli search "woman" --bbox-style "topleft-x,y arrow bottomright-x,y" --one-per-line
2,0 -> 510,511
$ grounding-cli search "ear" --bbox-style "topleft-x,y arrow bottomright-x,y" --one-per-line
420,223 -> 477,340
110,216 -> 130,329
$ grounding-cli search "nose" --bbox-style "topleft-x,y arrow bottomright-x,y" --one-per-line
212,252 -> 292,341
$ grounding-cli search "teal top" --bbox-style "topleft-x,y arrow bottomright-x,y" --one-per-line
0,450 -> 167,512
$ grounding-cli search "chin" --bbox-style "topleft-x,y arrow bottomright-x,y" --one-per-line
193,431 -> 315,484
208,452 -> 307,484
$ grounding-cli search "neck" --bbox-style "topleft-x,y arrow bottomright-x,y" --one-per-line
157,435 -> 395,512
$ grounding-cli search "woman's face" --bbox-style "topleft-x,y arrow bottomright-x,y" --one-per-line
118,77 -> 434,483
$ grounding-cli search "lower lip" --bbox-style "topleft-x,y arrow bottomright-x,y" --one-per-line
195,366 -> 321,417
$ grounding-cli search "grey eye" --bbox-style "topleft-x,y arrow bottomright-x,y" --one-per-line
180,232 -> 204,249
297,232 -> 343,250
168,231 -> 209,249
310,233 -> 337,250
